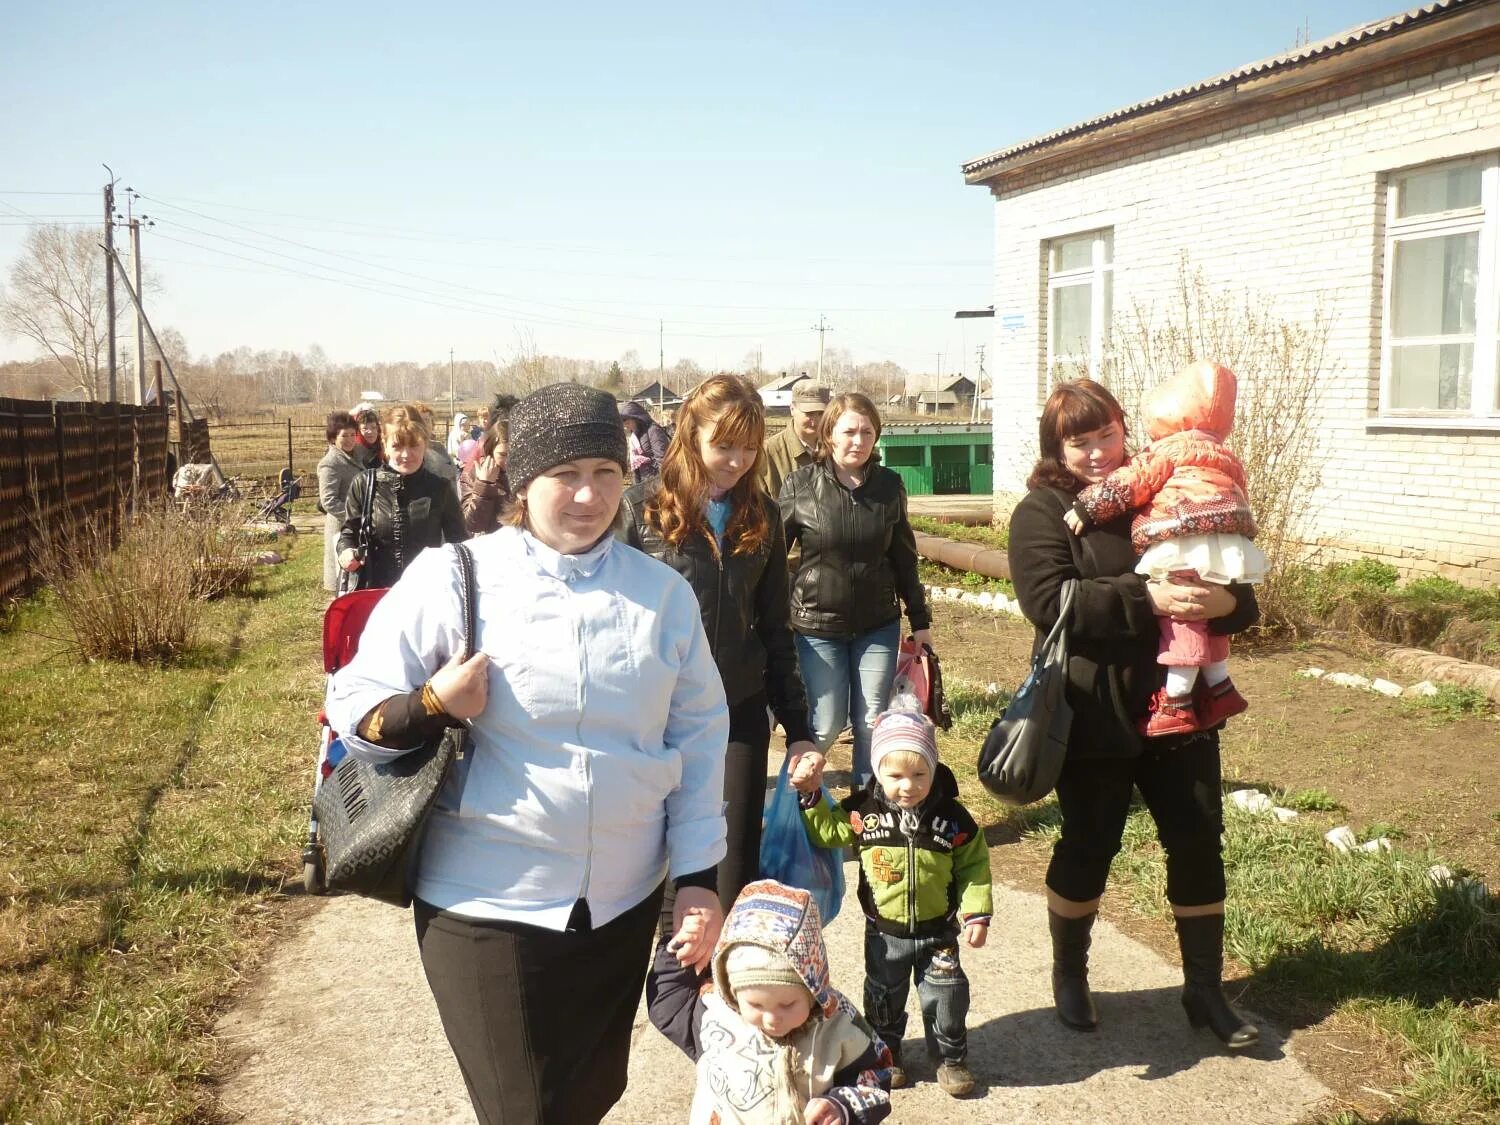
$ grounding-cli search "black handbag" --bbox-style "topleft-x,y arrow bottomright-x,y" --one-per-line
314,542 -> 477,907
977,578 -> 1077,805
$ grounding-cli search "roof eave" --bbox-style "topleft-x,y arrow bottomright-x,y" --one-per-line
962,0 -> 1500,190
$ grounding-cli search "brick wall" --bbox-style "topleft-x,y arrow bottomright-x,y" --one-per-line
984,51 -> 1500,586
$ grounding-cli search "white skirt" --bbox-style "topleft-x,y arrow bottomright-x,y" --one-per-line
1136,533 -> 1268,584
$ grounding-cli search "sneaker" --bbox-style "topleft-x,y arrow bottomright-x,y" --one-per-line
1139,690 -> 1200,738
1198,678 -> 1249,727
936,1061 -> 975,1097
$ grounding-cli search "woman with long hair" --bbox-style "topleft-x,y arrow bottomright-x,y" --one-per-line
619,374 -> 818,910
779,392 -> 931,786
459,416 -> 511,535
1008,378 -> 1260,1048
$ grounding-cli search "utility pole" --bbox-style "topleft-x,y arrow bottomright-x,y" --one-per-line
811,315 -> 832,385
658,319 -> 665,414
449,347 -> 455,415
934,353 -> 943,417
102,168 -> 118,402
126,188 -> 151,407
972,344 -> 986,422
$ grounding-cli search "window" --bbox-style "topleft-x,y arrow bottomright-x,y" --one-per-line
1047,229 -> 1113,385
1381,156 -> 1500,420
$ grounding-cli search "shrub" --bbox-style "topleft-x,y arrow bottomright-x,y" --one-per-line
28,499 -> 261,664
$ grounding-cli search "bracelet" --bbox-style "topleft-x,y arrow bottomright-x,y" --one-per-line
420,680 -> 447,717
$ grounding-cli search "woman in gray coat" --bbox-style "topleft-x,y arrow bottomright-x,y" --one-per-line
317,411 -> 363,592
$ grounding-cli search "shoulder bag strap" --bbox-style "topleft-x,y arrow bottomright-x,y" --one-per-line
453,542 -> 477,660
356,468 -> 377,553
1038,578 -> 1077,666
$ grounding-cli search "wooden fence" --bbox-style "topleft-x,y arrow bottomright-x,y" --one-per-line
0,397 -> 171,605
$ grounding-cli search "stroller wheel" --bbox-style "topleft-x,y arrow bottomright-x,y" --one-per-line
304,857 -> 325,896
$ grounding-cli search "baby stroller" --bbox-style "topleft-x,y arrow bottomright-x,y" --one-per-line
302,583 -> 389,894
256,468 -> 302,524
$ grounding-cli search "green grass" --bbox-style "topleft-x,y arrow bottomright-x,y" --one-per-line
909,516 -> 1009,551
1281,787 -> 1343,812
1032,800 -> 1500,1122
1400,683 -> 1493,722
918,559 -> 1016,598
0,536 -> 325,1123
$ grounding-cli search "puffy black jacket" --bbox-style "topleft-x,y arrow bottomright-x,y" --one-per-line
778,461 -> 930,639
337,465 -> 469,589
619,480 -> 813,743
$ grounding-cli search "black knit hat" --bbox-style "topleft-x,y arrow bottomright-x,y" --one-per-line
506,383 -> 630,491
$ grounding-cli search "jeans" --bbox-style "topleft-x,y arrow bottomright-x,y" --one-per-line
863,922 -> 970,1063
795,621 -> 901,784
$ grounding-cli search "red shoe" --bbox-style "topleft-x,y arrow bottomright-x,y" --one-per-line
1198,678 -> 1249,727
1139,690 -> 1201,738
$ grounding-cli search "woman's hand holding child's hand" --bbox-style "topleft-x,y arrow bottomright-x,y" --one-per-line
1062,509 -> 1084,536
787,742 -> 825,794
803,1097 -> 843,1125
962,921 -> 988,949
669,887 -> 723,974
428,651 -> 491,721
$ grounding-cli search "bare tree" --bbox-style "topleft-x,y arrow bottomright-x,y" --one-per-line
1105,257 -> 1333,628
0,225 -> 109,399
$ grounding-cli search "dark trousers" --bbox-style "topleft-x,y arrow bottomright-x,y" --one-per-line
863,921 -> 971,1063
1046,730 -> 1226,906
717,691 -> 773,912
414,885 -> 664,1125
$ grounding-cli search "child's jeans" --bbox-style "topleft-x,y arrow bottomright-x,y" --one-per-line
863,921 -> 970,1063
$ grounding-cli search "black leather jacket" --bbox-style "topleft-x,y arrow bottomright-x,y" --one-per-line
337,465 -> 468,589
619,480 -> 812,743
778,460 -> 930,639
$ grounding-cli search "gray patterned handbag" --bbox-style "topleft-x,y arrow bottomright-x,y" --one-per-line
314,542 -> 476,907
977,578 -> 1076,806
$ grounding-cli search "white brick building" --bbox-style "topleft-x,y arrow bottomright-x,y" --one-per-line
965,0 -> 1500,584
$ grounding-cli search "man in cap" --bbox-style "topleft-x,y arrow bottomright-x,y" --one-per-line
758,379 -> 830,499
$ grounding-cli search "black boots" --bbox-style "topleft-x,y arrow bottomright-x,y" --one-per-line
1174,913 -> 1259,1050
1048,909 -> 1100,1031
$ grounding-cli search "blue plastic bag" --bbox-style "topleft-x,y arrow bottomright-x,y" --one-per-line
758,759 -> 845,926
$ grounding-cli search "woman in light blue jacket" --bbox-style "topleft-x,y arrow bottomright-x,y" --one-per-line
326,384 -> 730,1125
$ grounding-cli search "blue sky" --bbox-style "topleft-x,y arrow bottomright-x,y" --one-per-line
0,0 -> 1407,379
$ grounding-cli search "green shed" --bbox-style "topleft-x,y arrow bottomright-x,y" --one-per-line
878,423 -> 993,496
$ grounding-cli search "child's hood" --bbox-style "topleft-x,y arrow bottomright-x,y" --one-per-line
712,880 -> 837,1020
1143,360 -> 1238,442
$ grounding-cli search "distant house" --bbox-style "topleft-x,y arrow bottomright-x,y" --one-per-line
629,381 -> 683,410
964,0 -> 1500,585
758,372 -> 813,413
916,377 -> 977,416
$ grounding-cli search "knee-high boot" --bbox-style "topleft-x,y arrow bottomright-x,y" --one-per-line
1048,909 -> 1100,1031
1174,913 -> 1259,1049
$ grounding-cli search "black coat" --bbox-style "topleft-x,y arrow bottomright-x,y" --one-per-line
779,461 -> 930,640
619,480 -> 813,743
1007,485 -> 1259,758
337,465 -> 469,589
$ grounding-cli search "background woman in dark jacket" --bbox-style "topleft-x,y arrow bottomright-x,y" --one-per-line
337,405 -> 468,589
620,374 -> 819,909
1008,379 -> 1260,1050
317,410 -> 362,592
780,392 -> 931,786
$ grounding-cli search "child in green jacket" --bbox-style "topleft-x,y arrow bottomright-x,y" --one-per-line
794,708 -> 992,1097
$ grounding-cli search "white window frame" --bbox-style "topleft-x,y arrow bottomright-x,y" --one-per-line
1046,228 -> 1113,388
1378,154 -> 1500,426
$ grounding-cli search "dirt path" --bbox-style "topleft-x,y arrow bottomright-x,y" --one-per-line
215,868 -> 1330,1124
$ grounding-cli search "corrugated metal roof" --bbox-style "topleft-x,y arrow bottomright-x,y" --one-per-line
962,0 -> 1477,179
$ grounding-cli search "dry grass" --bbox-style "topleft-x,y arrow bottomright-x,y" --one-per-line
0,537 -> 324,1122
